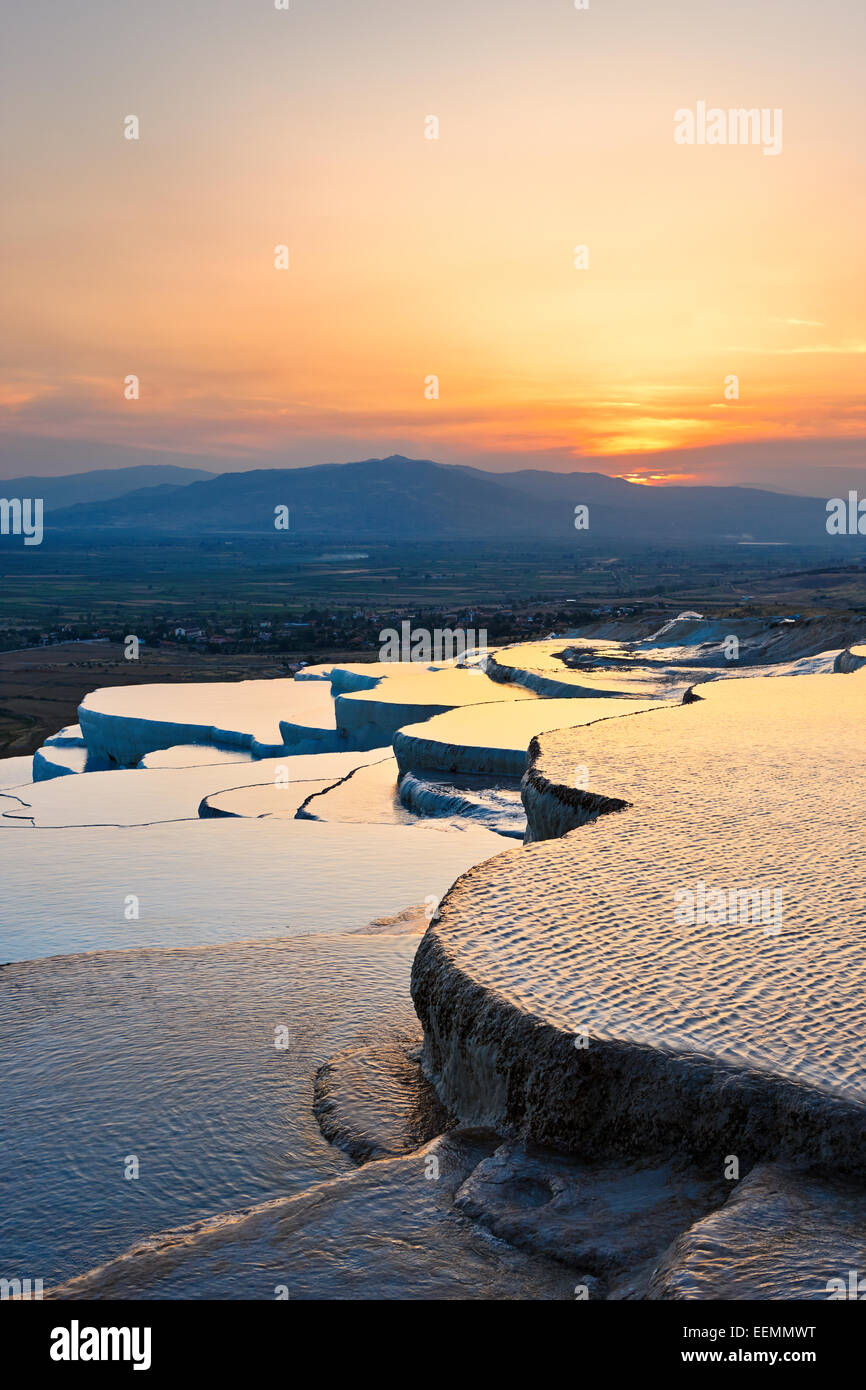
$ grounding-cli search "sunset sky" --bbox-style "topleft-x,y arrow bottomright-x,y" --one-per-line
1,0 -> 863,492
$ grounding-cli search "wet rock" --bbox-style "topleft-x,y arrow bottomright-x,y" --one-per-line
454,1143 -> 729,1289
646,1164 -> 866,1300
313,1028 -> 449,1163
48,1132 -> 576,1301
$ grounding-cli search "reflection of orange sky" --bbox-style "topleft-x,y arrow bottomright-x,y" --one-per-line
1,1 -> 863,481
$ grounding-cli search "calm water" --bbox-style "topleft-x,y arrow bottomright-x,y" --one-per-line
0,717 -> 505,1293
0,933 -> 418,1287
0,818 -> 501,962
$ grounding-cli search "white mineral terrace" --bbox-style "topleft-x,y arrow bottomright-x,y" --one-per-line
0,755 -> 34,790
78,677 -> 338,762
393,697 -> 664,778
6,632 -> 866,1299
326,666 -> 537,749
837,643 -> 866,673
0,750 -> 380,828
139,745 -> 256,768
412,667 -> 866,1173
486,639 -> 690,698
77,664 -> 539,765
203,755 -> 410,824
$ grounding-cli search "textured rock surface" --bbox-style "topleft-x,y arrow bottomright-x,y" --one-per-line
332,667 -> 536,749
645,1165 -> 866,1300
454,1144 -> 728,1290
412,669 -> 866,1174
486,640 -> 673,700
522,665 -> 864,842
394,696 -> 662,778
836,644 -> 866,673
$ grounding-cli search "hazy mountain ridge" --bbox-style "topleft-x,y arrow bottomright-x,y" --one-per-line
0,464 -> 215,511
24,454 -> 839,545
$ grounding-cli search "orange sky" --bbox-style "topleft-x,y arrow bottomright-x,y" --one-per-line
1,0 -> 863,491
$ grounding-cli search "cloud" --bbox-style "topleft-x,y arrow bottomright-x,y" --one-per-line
771,344 -> 866,356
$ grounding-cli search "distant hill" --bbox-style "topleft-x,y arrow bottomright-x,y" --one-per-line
40,454 -> 836,545
0,464 -> 214,512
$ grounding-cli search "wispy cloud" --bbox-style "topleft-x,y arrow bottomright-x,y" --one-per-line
773,344 -> 866,356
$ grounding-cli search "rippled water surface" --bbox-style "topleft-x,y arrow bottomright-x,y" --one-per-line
0,934 -> 417,1286
440,671 -> 866,1101
0,817 -> 501,962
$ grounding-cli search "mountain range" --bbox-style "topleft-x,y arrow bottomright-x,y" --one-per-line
1,455 -> 843,546
1,464 -> 215,512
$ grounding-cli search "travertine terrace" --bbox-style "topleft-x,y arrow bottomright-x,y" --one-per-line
412,667 -> 866,1174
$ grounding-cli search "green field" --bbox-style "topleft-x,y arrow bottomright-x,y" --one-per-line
3,538 -> 863,636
